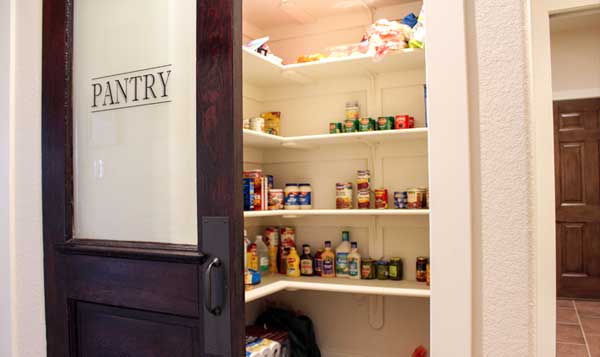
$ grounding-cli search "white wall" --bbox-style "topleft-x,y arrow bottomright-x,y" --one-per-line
551,22 -> 600,100
1,0 -> 47,356
466,0 -> 539,355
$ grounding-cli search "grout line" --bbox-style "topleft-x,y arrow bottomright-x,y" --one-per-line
573,300 -> 592,357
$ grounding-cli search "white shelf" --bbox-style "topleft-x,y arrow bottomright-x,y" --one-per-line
243,47 -> 425,87
244,209 -> 429,218
243,128 -> 428,149
245,274 -> 430,303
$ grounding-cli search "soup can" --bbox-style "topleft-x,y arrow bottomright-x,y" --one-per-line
374,189 -> 389,209
394,115 -> 415,129
394,191 -> 407,209
356,170 -> 371,191
357,190 -> 371,209
377,116 -> 394,130
407,188 -> 426,209
358,117 -> 374,132
335,183 -> 353,209
329,122 -> 342,134
343,119 -> 357,133
416,256 -> 429,282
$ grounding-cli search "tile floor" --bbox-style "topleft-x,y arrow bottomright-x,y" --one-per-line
557,299 -> 600,356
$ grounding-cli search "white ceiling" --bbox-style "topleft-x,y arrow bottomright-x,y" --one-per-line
550,9 -> 600,33
243,0 -> 416,29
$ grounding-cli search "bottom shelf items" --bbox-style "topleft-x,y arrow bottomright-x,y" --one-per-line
245,274 -> 430,303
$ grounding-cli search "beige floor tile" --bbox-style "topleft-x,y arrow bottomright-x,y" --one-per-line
557,343 -> 588,357
587,334 -> 600,356
582,316 -> 600,336
557,323 -> 586,344
558,299 -> 575,309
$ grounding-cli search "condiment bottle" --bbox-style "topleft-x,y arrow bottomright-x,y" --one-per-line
280,247 -> 290,275
321,241 -> 336,278
314,249 -> 324,277
335,231 -> 351,278
247,243 -> 258,271
300,244 -> 314,276
348,241 -> 361,280
286,247 -> 301,278
255,235 -> 270,276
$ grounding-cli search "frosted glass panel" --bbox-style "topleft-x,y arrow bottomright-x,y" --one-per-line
73,0 -> 197,244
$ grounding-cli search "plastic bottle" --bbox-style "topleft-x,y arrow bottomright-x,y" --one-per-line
314,248 -> 324,277
348,241 -> 361,280
286,247 -> 301,277
300,244 -> 314,276
335,231 -> 351,278
255,235 -> 270,275
298,184 -> 312,209
247,243 -> 258,271
321,241 -> 336,278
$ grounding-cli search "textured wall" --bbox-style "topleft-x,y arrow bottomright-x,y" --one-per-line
467,0 -> 535,355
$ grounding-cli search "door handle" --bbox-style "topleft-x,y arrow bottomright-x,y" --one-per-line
204,256 -> 224,316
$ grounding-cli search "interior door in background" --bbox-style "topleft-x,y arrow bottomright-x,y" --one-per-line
554,98 -> 600,299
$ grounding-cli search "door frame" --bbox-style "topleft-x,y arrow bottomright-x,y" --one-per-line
529,0 -> 600,356
41,0 -> 243,355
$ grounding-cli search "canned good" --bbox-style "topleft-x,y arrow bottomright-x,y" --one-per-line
298,183 -> 312,209
394,115 -> 415,129
336,183 -> 353,209
250,117 -> 265,132
416,256 -> 429,282
243,178 -> 255,211
346,101 -> 360,120
268,189 -> 284,210
376,260 -> 390,280
377,116 -> 394,130
407,188 -> 426,209
361,258 -> 376,279
358,117 -> 374,132
356,170 -> 371,191
389,258 -> 403,280
374,189 -> 389,209
343,119 -> 357,133
394,191 -> 408,209
284,184 -> 300,209
329,122 -> 342,134
357,190 -> 371,209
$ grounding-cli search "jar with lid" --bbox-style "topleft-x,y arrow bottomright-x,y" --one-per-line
361,258 -> 376,279
298,184 -> 312,209
345,101 -> 360,120
389,257 -> 403,280
284,184 -> 299,210
376,260 -> 389,280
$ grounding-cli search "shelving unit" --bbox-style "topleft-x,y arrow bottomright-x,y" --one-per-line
243,128 -> 428,149
243,46 -> 425,87
244,209 -> 429,218
245,275 -> 430,303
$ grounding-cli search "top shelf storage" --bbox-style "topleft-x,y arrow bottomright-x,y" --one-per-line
243,47 -> 425,87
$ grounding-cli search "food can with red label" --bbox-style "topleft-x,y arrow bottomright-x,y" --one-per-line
394,115 -> 415,129
357,190 -> 371,209
407,188 -> 426,209
374,189 -> 389,209
268,189 -> 284,210
335,183 -> 353,209
356,170 -> 371,191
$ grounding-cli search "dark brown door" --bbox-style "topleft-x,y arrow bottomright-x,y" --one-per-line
555,98 -> 600,299
42,0 -> 244,356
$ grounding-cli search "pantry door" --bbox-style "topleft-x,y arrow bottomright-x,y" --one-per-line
41,0 -> 243,356
554,98 -> 600,299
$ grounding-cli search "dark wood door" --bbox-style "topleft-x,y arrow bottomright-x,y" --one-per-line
555,98 -> 600,299
42,0 -> 244,356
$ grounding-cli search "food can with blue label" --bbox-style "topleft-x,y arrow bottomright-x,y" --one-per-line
394,191 -> 408,209
298,184 -> 312,209
284,184 -> 300,209
243,178 -> 255,211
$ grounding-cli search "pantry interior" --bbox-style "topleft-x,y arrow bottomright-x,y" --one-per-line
242,1 -> 431,355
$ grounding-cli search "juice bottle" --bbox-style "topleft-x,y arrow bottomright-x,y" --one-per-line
314,249 -> 324,277
255,235 -> 270,275
300,244 -> 314,276
348,241 -> 361,280
321,241 -> 336,278
286,247 -> 301,277
335,231 -> 351,278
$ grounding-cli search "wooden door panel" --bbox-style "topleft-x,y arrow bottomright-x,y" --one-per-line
555,98 -> 600,298
65,253 -> 200,317
75,302 -> 199,357
559,142 -> 585,205
559,223 -> 585,276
